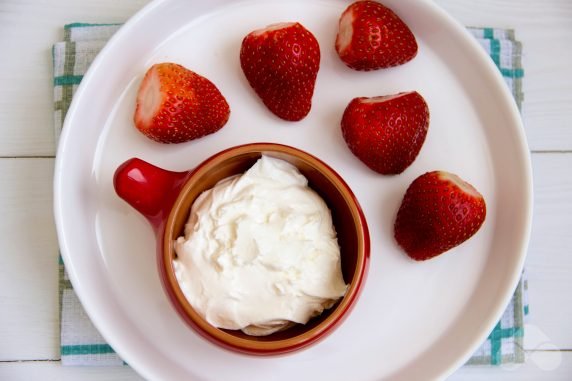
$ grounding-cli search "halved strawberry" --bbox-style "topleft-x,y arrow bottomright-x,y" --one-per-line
341,91 -> 429,175
394,171 -> 487,261
335,1 -> 418,71
134,63 -> 230,143
240,22 -> 320,121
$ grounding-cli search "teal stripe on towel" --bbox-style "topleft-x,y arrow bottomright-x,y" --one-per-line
500,67 -> 524,78
54,75 -> 84,86
483,28 -> 494,39
489,39 -> 500,66
61,344 -> 116,356
65,22 -> 121,29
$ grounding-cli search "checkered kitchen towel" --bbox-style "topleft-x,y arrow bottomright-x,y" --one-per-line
53,24 -> 528,366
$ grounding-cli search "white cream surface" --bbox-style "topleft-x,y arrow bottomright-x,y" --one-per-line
173,155 -> 347,333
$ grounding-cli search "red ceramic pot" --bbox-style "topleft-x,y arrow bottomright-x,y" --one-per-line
113,143 -> 370,356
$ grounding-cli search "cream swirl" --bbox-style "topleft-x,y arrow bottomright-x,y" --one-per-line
173,155 -> 347,335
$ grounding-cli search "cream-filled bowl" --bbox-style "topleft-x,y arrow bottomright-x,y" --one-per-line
113,143 -> 370,356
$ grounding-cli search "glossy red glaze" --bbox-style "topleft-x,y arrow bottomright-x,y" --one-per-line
113,158 -> 191,233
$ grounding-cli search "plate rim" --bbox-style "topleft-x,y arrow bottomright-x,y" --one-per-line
53,0 -> 533,379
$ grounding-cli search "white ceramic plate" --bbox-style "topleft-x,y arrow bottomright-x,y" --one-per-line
54,0 -> 533,379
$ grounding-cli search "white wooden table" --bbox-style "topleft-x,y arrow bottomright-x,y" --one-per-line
1,0 -> 571,379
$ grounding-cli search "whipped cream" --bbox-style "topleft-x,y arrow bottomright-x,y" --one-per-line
173,155 -> 347,335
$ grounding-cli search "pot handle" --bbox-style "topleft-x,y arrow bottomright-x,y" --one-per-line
113,158 -> 191,233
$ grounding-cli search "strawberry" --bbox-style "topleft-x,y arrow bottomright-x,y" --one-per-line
341,91 -> 429,175
134,63 -> 230,143
240,22 -> 320,121
394,171 -> 487,261
335,0 -> 418,71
